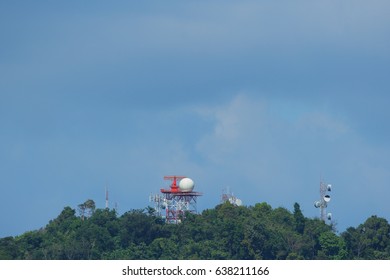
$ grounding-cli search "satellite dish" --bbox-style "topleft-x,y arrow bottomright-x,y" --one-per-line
327,184 -> 332,191
314,201 -> 321,208
235,199 -> 242,206
323,195 -> 331,202
327,213 -> 332,220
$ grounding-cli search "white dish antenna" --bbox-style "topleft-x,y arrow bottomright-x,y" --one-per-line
228,197 -> 242,206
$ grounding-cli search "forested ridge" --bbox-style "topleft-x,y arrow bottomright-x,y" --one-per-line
1,201 -> 389,260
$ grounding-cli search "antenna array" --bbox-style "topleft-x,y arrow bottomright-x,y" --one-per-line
314,180 -> 333,222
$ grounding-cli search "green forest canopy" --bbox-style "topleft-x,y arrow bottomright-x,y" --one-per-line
1,201 -> 389,260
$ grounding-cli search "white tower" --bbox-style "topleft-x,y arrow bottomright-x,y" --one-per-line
314,180 -> 333,222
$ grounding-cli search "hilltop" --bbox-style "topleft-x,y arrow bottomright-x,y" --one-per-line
1,201 -> 389,260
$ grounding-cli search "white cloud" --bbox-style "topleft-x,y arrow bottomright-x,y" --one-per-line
196,94 -> 267,162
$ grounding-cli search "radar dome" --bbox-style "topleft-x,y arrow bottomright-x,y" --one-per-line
179,178 -> 194,192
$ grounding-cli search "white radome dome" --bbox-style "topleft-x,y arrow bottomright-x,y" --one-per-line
179,178 -> 195,192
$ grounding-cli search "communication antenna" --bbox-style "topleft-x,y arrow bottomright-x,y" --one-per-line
149,193 -> 164,217
105,186 -> 109,209
221,187 -> 243,206
314,179 -> 333,223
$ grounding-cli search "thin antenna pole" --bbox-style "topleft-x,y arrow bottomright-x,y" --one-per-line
105,186 -> 109,209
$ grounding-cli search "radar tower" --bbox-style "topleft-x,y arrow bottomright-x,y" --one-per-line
150,176 -> 202,224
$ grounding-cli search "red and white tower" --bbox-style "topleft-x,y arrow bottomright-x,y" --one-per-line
150,176 -> 202,224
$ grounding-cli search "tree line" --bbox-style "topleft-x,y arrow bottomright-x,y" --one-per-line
0,201 -> 389,259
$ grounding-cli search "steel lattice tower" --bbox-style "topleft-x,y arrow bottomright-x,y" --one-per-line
150,176 -> 202,224
314,180 -> 333,222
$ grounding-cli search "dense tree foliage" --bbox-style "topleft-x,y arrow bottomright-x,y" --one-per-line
1,201 -> 389,260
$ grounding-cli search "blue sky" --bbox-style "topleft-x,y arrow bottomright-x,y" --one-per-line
1,1 -> 390,237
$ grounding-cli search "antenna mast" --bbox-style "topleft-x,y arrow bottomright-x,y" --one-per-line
314,179 -> 333,223
105,186 -> 109,209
